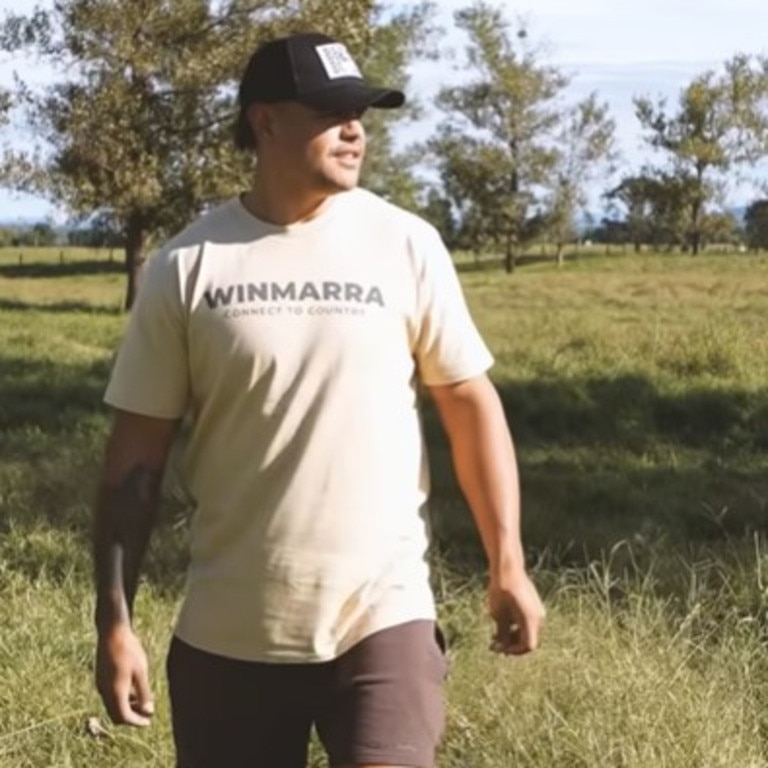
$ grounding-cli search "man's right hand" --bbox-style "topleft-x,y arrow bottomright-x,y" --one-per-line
95,624 -> 155,727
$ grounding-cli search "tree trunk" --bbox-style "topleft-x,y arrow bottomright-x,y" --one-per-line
690,178 -> 703,255
124,217 -> 148,311
556,242 -> 564,267
691,228 -> 701,255
690,199 -> 702,255
504,233 -> 516,273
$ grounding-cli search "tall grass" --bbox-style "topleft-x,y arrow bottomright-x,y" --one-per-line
1,248 -> 767,766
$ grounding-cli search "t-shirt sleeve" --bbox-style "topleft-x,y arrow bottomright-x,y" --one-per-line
410,223 -> 494,386
104,249 -> 190,418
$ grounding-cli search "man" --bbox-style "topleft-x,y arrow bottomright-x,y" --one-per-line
93,31 -> 545,768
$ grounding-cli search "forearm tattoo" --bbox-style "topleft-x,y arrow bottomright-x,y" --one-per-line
93,465 -> 163,629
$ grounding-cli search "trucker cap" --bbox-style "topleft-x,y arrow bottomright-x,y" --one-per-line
238,32 -> 406,115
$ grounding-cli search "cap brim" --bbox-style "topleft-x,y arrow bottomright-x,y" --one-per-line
300,82 -> 405,113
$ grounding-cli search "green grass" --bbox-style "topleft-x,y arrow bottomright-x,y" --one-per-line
1,247 -> 767,766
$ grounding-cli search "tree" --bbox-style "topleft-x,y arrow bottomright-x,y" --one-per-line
634,54 -> 768,255
31,221 -> 58,246
605,175 -> 656,251
0,87 -> 9,127
417,187 -> 458,249
607,170 -> 722,252
744,199 -> 768,250
648,173 -> 701,249
0,87 -> 9,187
1,221 -> 58,247
429,3 -> 560,272
428,2 -> 615,273
0,227 -> 14,247
699,210 -> 741,249
358,3 -> 436,211
1,0 -> 431,308
547,93 -> 617,265
68,210 -> 124,249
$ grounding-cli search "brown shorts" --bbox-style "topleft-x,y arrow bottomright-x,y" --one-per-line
166,620 -> 448,768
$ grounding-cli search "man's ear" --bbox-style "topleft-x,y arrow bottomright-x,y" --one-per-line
248,103 -> 275,144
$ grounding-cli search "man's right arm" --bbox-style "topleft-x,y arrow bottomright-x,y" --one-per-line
93,409 -> 178,726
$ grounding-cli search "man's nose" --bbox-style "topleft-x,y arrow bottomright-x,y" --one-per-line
339,112 -> 365,135
341,118 -> 360,133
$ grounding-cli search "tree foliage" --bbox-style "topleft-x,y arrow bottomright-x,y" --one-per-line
547,93 -> 617,264
605,175 -> 656,251
428,1 -> 615,271
0,0 -> 431,308
744,199 -> 768,250
358,3 -> 436,211
0,86 -> 10,183
607,169 -> 743,252
635,54 -> 768,254
0,221 -> 57,247
0,87 -> 9,126
417,187 -> 458,249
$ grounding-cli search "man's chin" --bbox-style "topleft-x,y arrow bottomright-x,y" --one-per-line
318,173 -> 360,194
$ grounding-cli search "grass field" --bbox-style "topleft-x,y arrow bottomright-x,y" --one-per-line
1,246 -> 767,767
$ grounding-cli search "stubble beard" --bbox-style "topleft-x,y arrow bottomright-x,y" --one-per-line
314,164 -> 361,195
326,144 -> 366,191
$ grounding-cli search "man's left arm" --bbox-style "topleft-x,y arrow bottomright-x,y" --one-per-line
428,374 -> 545,655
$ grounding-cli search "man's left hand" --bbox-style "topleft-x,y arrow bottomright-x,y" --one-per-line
488,571 -> 545,655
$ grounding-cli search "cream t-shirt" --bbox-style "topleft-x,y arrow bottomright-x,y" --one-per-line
105,188 -> 493,662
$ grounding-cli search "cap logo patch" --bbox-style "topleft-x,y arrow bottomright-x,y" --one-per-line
315,43 -> 362,80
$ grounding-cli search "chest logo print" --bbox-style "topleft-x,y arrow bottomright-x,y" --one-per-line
203,280 -> 386,318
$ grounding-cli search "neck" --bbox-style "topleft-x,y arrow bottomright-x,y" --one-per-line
243,173 -> 336,226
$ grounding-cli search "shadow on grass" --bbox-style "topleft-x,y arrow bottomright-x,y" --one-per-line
2,353 -> 767,593
0,260 -> 123,279
497,374 -> 768,451
0,354 -> 112,434
0,352 -> 189,593
424,374 -> 768,574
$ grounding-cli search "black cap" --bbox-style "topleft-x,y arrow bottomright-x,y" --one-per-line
238,32 -> 405,116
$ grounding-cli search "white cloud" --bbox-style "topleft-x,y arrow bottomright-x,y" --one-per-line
434,0 -> 768,66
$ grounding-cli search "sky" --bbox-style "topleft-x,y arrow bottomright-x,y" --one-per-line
1,0 -> 768,222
